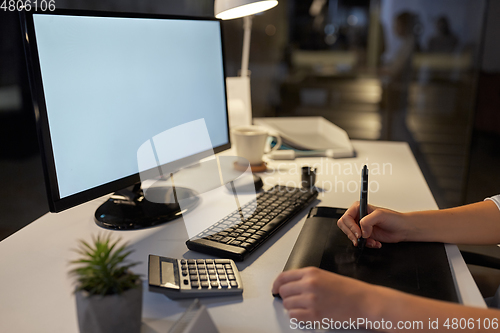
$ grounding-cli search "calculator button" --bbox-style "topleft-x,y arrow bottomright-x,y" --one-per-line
180,259 -> 186,264
188,264 -> 196,269
208,269 -> 216,274
225,264 -> 232,269
205,259 -> 214,264
190,275 -> 198,281
210,281 -> 219,288
191,281 -> 199,288
199,275 -> 208,281
183,279 -> 189,285
230,281 -> 238,288
217,269 -> 225,275
196,259 -> 205,264
220,280 -> 228,288
209,274 -> 217,281
198,269 -> 207,274
181,270 -> 188,276
187,259 -> 195,264
227,274 -> 236,280
215,264 -> 224,269
207,264 -> 215,269
189,269 -> 197,275
226,269 -> 234,275
201,281 -> 209,288
241,242 -> 251,248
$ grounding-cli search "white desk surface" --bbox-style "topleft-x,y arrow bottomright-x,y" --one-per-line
0,140 -> 485,333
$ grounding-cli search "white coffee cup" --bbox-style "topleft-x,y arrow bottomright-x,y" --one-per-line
232,125 -> 282,165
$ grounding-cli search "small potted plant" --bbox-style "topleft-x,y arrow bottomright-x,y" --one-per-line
70,234 -> 142,333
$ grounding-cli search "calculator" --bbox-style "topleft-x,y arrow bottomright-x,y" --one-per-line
148,255 -> 243,299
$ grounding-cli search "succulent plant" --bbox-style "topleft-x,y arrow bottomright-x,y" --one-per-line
70,234 -> 141,296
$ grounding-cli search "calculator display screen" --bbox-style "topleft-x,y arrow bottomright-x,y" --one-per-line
161,261 -> 178,288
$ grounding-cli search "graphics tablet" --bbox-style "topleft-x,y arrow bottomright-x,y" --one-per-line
283,206 -> 458,302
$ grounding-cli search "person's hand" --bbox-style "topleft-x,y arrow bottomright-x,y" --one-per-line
272,267 -> 375,322
337,201 -> 409,248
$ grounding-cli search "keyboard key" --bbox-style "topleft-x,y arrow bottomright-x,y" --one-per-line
191,281 -> 199,288
218,237 -> 232,244
185,185 -> 318,261
199,274 -> 208,281
209,274 -> 217,280
217,269 -> 225,275
190,275 -> 198,281
220,280 -> 228,288
227,274 -> 236,280
201,281 -> 209,288
230,281 -> 238,288
211,281 -> 219,288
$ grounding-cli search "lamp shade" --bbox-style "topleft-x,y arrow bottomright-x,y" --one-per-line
215,0 -> 278,20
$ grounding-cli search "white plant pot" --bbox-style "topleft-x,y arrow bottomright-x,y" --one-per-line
75,280 -> 142,333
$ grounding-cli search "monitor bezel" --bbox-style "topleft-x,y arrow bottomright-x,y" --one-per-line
21,9 -> 231,213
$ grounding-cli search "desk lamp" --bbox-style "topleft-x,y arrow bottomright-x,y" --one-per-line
215,0 -> 278,128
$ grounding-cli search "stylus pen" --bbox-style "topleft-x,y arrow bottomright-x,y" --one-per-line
358,165 -> 368,249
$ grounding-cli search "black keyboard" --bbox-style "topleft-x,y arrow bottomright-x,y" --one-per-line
186,185 -> 318,261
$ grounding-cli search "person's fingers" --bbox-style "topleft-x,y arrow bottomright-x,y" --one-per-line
359,209 -> 384,239
344,201 -> 360,220
281,293 -> 310,310
338,202 -> 363,245
365,237 -> 382,249
272,269 -> 308,294
337,216 -> 360,246
278,280 -> 309,299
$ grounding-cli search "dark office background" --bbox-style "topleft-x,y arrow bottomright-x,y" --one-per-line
1,1 -> 500,294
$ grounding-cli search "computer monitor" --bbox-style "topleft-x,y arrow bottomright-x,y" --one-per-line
21,9 -> 231,229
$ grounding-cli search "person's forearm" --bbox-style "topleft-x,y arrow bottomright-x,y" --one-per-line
404,201 -> 500,244
367,286 -> 500,333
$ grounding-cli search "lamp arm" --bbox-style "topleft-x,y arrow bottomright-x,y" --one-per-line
240,15 -> 252,77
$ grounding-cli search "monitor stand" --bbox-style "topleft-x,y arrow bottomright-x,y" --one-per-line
94,183 -> 199,230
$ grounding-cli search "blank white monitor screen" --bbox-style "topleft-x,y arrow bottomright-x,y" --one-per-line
32,14 -> 229,199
